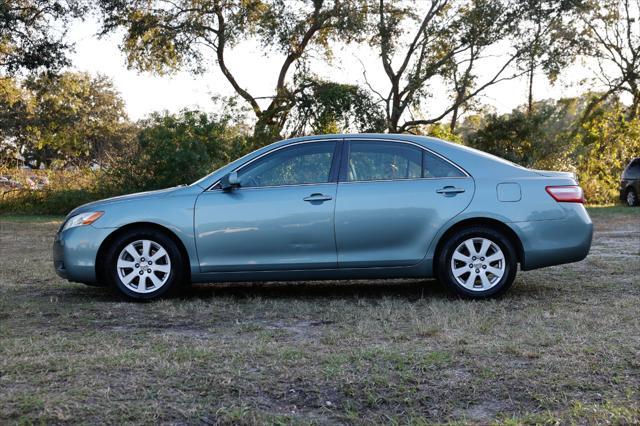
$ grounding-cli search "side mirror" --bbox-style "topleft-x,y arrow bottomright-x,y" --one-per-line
220,171 -> 240,191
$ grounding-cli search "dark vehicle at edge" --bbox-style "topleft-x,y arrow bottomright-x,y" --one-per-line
620,157 -> 640,207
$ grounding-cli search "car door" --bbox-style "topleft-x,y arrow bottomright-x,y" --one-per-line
334,139 -> 474,268
194,140 -> 340,272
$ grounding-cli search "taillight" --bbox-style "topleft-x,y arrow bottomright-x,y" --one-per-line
545,185 -> 585,203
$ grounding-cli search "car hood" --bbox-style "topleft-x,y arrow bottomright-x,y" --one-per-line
67,186 -> 186,217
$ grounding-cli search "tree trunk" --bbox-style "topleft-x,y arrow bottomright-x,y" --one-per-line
527,59 -> 535,116
450,103 -> 460,133
387,114 -> 400,133
629,86 -> 639,120
387,77 -> 402,133
253,118 -> 282,147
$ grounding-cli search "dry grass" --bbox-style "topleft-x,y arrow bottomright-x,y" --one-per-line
1,208 -> 639,424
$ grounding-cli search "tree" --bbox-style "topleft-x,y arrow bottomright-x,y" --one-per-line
105,110 -> 249,192
464,101 -> 580,167
0,72 -> 133,168
97,0 -> 367,144
367,0 -> 527,134
0,0 -> 87,75
574,105 -> 640,203
512,0 -> 588,116
286,77 -> 386,135
0,77 -> 30,165
579,0 -> 640,119
462,93 -> 638,203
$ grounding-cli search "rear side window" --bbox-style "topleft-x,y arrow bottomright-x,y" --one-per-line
424,151 -> 466,178
347,141 -> 422,181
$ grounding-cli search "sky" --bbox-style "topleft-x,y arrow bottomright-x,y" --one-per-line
67,18 -> 598,122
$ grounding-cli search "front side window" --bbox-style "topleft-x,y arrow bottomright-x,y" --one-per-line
238,142 -> 336,188
347,141 -> 422,181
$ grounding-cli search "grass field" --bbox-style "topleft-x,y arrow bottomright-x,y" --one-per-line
1,207 -> 639,424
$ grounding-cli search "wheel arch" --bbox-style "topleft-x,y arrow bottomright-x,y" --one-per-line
432,217 -> 525,273
95,222 -> 192,284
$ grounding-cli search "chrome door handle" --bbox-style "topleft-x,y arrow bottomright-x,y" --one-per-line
436,186 -> 466,195
303,193 -> 333,202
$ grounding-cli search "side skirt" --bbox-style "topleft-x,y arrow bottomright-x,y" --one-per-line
190,257 -> 434,284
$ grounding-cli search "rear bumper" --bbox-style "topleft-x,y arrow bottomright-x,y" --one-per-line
511,204 -> 593,271
53,226 -> 114,284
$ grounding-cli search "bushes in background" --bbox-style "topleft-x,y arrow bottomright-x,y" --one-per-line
2,98 -> 638,215
463,95 -> 639,205
574,110 -> 640,205
1,110 -> 251,215
102,110 -> 250,194
0,168 -> 106,215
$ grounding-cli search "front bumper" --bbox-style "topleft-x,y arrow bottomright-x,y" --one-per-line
53,225 -> 114,284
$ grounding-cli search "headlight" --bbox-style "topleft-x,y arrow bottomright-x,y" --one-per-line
62,211 -> 104,231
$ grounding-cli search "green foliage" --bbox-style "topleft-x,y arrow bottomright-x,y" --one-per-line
574,110 -> 640,204
512,0 -> 588,111
424,123 -> 464,144
463,94 -> 640,204
0,1 -> 87,75
97,0 -> 369,140
1,109 -> 251,215
0,77 -> 30,164
369,0 -> 527,132
466,102 -> 564,166
104,109 -> 249,193
288,78 -> 386,135
578,0 -> 640,120
0,72 -> 133,168
0,167 -> 105,215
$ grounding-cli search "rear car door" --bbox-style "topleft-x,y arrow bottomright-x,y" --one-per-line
334,139 -> 474,268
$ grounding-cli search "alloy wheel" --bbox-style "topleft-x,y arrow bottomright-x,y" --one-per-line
450,237 -> 506,291
116,239 -> 171,294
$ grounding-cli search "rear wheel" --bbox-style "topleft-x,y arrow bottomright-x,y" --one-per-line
437,226 -> 517,298
104,228 -> 186,300
626,188 -> 638,207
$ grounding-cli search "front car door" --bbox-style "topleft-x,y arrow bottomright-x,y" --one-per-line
334,139 -> 474,268
194,140 -> 340,272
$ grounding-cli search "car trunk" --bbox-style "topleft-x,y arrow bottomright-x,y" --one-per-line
530,169 -> 577,180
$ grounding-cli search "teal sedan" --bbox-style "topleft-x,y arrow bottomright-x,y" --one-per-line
53,134 -> 593,300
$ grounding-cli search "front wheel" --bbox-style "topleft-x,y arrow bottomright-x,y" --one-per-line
104,228 -> 187,300
437,226 -> 517,298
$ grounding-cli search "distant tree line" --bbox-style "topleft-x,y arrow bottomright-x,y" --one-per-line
1,0 -> 639,208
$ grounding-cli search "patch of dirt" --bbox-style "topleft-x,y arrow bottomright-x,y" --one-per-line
452,400 -> 511,422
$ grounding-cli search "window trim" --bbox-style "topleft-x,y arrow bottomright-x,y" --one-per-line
207,139 -> 343,191
339,138 -> 469,183
207,137 -> 470,191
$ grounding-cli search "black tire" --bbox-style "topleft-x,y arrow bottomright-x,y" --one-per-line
436,226 -> 517,299
104,227 -> 187,300
625,187 -> 639,207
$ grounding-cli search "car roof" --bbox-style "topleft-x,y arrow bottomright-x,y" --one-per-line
192,133 -> 534,188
